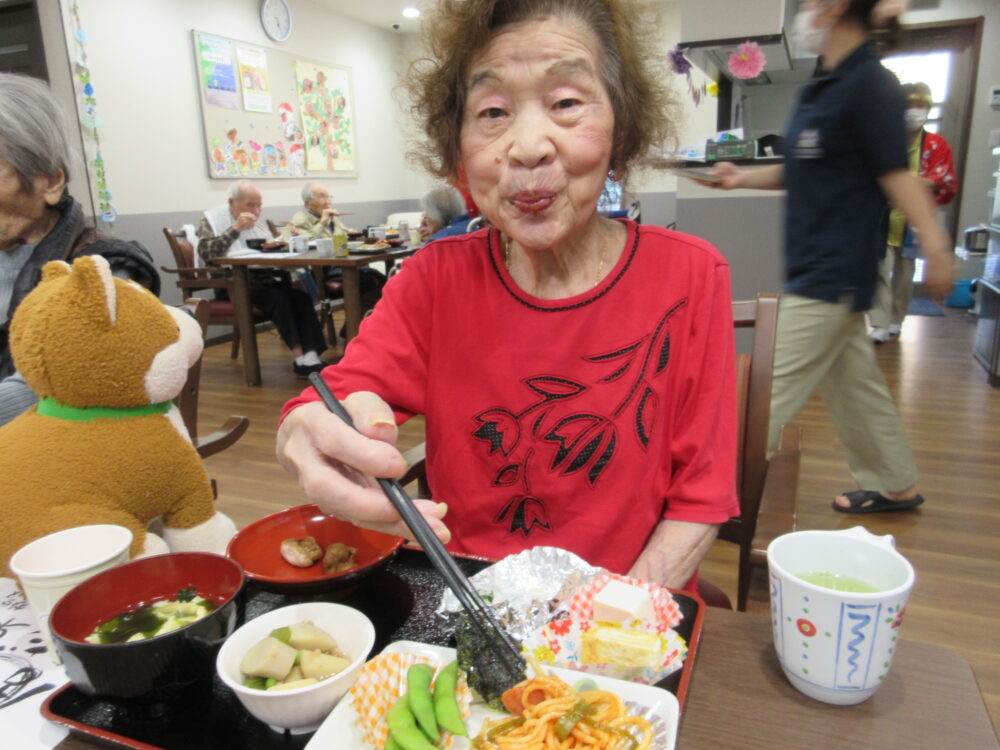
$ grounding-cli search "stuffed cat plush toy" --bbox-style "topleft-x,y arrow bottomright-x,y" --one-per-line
0,254 -> 236,575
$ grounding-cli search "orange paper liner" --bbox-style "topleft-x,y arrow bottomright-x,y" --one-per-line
348,651 -> 473,749
565,572 -> 683,630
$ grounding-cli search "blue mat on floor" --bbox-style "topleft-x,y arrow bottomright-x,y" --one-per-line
907,297 -> 945,316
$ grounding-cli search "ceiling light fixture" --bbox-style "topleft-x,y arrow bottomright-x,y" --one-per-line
402,6 -> 420,18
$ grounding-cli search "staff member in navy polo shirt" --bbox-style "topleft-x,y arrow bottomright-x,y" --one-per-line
709,0 -> 953,514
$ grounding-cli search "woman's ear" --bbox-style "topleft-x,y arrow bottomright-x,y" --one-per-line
36,168 -> 66,206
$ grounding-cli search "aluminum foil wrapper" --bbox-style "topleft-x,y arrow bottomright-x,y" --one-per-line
436,546 -> 603,641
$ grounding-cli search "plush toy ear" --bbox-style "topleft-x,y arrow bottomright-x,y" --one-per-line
70,254 -> 117,324
40,260 -> 72,282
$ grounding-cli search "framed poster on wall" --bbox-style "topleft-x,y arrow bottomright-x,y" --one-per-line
192,30 -> 358,179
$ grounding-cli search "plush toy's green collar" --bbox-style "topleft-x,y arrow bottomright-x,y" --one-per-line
36,397 -> 173,421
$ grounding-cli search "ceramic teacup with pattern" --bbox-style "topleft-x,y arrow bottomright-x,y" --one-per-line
767,526 -> 915,705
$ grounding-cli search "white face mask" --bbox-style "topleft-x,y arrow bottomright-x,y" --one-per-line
904,108 -> 929,132
791,5 -> 831,57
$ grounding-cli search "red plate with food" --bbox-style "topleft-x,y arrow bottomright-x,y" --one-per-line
261,241 -> 288,251
227,505 -> 403,593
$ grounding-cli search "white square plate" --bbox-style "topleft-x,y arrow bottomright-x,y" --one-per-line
306,640 -> 678,749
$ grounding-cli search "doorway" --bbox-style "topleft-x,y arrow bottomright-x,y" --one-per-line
882,18 -> 984,241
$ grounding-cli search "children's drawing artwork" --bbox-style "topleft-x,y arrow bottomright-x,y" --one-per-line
294,61 -> 357,173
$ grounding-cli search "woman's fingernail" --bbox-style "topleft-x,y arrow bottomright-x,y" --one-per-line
435,502 -> 448,517
369,415 -> 395,428
440,527 -> 452,544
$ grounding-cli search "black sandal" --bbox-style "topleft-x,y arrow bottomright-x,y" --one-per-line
833,490 -> 924,514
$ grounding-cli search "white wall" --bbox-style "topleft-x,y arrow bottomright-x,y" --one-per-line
41,0 -> 433,219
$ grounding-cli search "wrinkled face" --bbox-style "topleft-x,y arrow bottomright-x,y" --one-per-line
306,186 -> 332,216
458,17 -> 615,251
0,159 -> 51,252
229,186 -> 263,221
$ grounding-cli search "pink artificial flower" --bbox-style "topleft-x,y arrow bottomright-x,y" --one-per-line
728,41 -> 766,80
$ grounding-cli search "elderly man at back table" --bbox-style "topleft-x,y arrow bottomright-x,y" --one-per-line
291,183 -> 348,239
197,180 -> 327,377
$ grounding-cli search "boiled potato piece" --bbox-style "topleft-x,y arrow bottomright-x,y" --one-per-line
285,621 -> 339,652
299,649 -> 351,680
240,636 -> 297,680
286,665 -> 304,682
267,678 -> 318,691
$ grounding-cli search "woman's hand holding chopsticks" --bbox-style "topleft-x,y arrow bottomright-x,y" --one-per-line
277,396 -> 452,543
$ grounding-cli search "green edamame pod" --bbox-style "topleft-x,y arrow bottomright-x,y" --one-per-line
386,695 -> 437,750
406,663 -> 439,742
383,735 -> 402,750
433,660 -> 467,736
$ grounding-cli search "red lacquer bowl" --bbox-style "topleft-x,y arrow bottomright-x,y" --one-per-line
49,552 -> 244,700
227,505 -> 403,594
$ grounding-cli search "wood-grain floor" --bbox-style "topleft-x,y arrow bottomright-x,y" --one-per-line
196,307 -> 999,734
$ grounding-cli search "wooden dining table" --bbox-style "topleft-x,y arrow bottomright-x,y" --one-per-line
213,247 -> 415,386
49,606 -> 998,749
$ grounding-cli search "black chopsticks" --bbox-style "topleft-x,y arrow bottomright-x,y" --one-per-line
307,374 -> 526,676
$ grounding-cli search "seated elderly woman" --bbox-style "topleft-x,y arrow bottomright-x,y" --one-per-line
0,73 -> 158,426
277,0 -> 738,590
419,184 -> 471,242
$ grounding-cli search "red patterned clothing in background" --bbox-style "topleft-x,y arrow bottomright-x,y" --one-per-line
919,129 -> 958,206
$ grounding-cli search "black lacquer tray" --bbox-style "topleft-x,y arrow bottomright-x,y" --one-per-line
42,548 -> 704,750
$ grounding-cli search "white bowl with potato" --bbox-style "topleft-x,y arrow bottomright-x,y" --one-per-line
216,602 -> 375,733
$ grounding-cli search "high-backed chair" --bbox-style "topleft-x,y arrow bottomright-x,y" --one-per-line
160,227 -> 266,361
400,294 -> 800,610
718,294 -> 800,610
176,298 -> 249,461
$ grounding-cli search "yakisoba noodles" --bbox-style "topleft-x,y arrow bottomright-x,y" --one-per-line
474,664 -> 654,750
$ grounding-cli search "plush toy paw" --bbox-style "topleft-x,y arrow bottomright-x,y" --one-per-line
162,512 -> 237,555
139,532 -> 171,558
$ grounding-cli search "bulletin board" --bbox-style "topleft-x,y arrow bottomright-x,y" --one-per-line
192,30 -> 358,179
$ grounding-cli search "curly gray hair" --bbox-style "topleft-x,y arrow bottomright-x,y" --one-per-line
0,73 -> 73,193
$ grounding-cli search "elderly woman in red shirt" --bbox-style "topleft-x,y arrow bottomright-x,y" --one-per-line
275,0 -> 739,590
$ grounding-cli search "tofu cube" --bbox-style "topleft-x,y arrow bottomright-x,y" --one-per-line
592,580 -> 655,623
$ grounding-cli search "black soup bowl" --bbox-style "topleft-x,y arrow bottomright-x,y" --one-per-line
49,552 -> 245,702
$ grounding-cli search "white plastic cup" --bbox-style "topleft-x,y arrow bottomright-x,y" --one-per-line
10,524 -> 133,663
409,228 -> 422,246
316,238 -> 334,257
767,526 -> 915,705
290,235 -> 309,253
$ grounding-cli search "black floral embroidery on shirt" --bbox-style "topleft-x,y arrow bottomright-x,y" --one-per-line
472,300 -> 687,538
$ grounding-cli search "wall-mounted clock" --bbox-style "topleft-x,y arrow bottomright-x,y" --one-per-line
260,0 -> 292,43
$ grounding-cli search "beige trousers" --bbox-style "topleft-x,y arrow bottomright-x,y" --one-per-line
768,294 -> 918,492
869,245 -> 915,329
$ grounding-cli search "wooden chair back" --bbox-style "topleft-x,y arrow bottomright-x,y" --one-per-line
161,227 -> 251,360
175,298 -> 249,461
718,293 -> 800,610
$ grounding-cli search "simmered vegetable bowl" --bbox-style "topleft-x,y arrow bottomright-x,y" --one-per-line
240,621 -> 352,691
86,587 -> 217,644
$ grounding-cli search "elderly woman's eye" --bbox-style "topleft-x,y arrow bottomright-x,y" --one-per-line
480,106 -> 506,119
555,98 -> 581,110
